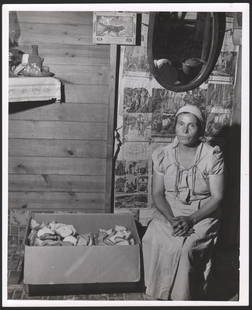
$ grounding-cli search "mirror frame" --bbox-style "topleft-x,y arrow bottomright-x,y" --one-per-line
147,12 -> 226,92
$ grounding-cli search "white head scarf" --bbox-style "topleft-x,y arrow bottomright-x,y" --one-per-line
175,104 -> 204,127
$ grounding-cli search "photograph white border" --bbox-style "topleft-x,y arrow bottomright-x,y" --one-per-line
2,2 -> 250,307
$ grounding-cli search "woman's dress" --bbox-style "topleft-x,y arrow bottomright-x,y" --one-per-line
142,137 -> 224,300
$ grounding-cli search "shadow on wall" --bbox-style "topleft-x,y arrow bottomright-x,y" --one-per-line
206,123 -> 241,301
9,100 -> 56,114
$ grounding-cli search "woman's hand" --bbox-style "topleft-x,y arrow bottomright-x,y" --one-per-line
171,216 -> 194,237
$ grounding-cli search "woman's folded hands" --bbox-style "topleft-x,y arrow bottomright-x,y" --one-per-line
170,216 -> 195,237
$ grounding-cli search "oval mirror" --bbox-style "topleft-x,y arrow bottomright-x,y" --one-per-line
148,12 -> 226,92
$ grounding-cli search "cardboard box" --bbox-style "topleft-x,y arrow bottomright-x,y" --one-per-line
24,212 -> 142,295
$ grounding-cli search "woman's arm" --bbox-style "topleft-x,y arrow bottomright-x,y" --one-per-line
173,174 -> 224,236
152,170 -> 175,223
189,173 -> 224,224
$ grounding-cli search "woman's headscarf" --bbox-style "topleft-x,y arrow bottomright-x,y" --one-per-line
175,104 -> 203,123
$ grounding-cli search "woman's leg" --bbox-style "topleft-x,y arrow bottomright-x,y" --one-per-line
142,219 -> 184,300
170,235 -> 214,300
169,238 -> 194,300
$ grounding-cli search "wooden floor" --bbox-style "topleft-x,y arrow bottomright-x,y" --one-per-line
8,284 -> 151,301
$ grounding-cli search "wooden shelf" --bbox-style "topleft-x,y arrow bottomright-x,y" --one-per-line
9,77 -> 61,103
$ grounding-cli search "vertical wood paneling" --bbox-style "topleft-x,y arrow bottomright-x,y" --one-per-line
9,11 -> 113,214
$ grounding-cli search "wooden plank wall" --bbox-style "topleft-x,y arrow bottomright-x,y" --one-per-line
9,12 -> 113,213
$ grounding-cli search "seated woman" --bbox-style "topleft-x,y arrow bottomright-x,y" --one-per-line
142,104 -> 224,300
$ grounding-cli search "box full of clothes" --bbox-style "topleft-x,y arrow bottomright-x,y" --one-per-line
23,212 -> 141,294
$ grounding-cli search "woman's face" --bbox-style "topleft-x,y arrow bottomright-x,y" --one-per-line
175,113 -> 201,146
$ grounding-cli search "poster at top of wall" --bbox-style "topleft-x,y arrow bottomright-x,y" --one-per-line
93,12 -> 137,45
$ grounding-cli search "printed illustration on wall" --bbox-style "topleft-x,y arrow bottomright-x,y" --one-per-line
151,88 -> 186,137
206,82 -> 234,110
205,107 -> 232,137
212,51 -> 237,77
210,51 -> 237,84
122,46 -> 150,77
183,86 -> 208,112
208,15 -> 238,85
93,12 -> 137,45
221,16 -> 236,52
123,87 -> 152,113
123,113 -> 152,142
118,142 -> 150,161
114,160 -> 149,209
